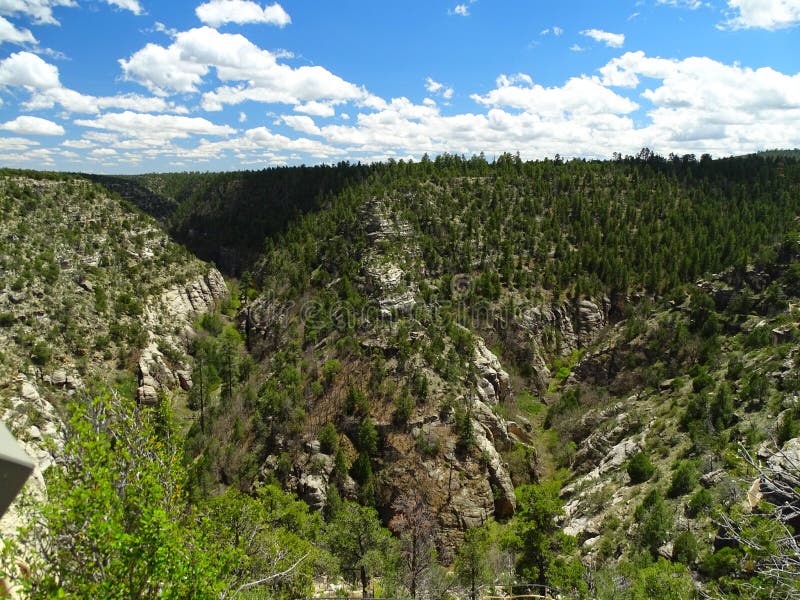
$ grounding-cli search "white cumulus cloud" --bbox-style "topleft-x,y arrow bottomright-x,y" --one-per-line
722,0 -> 800,29
657,0 -> 703,8
425,77 -> 454,99
24,87 -> 186,114
294,100 -> 335,117
196,1 -> 291,27
281,114 -> 320,136
75,111 -> 236,144
0,15 -> 35,44
121,26 -> 371,110
598,51 -> 800,153
581,28 -> 625,48
0,136 -> 39,150
472,73 -> 638,117
0,0 -> 76,25
119,39 -> 209,95
103,0 -> 142,15
0,51 -> 185,116
1,114 -> 64,135
0,51 -> 59,88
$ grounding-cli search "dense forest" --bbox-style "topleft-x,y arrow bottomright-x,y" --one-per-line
2,152 -> 800,599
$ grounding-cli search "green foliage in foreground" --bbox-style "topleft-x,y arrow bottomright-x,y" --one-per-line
0,393 -> 322,600
3,393 -> 221,599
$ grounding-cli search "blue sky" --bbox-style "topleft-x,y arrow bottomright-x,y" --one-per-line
0,0 -> 798,173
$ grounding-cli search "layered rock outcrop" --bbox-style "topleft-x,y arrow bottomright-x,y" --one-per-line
272,336 -> 521,561
136,269 -> 228,404
504,297 -> 608,390
362,198 -> 420,318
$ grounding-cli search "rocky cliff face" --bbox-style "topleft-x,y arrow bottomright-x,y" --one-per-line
0,268 -> 227,543
503,296 -> 609,391
362,197 -> 421,318
248,198 -> 616,559
136,269 -> 228,405
0,376 -> 65,540
276,337 -> 519,561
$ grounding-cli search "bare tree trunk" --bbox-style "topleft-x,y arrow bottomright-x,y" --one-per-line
361,565 -> 368,599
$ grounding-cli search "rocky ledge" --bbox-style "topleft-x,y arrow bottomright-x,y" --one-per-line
136,269 -> 228,405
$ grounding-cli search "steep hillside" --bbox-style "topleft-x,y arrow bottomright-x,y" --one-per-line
181,152 -> 800,587
92,164 -> 373,275
0,171 -> 227,536
557,235 -> 800,597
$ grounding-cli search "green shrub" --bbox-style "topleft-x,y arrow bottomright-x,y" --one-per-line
743,326 -> 771,349
627,452 -> 656,484
114,292 -> 142,317
691,368 -> 714,393
198,312 -> 223,336
710,384 -> 735,430
318,423 -> 339,455
777,408 -> 799,446
321,359 -> 342,385
344,387 -> 369,416
416,431 -> 440,457
668,460 -> 699,498
687,488 -> 714,517
635,489 -> 673,557
411,371 -> 429,403
702,547 -> 740,578
672,530 -> 698,565
454,404 -> 474,451
31,341 -> 52,365
393,392 -> 415,425
629,558 -> 695,600
544,387 -> 580,429
356,417 -> 378,456
726,354 -> 744,380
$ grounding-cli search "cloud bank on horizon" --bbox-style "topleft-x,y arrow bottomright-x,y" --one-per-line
0,0 -> 798,172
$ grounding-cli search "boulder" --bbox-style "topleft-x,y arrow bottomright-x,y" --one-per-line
700,469 -> 727,488
572,411 -> 639,475
576,299 -> 607,346
20,381 -> 40,402
299,473 -> 329,511
563,516 -> 601,542
364,258 -> 418,317
582,437 -> 642,483
64,373 -> 83,391
26,425 -> 42,441
136,385 -> 159,405
470,397 -> 508,444
51,369 -> 68,387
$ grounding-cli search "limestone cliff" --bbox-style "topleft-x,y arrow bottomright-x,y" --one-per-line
136,269 -> 228,404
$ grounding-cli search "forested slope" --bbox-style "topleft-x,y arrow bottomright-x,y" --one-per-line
4,153 -> 800,598
175,152 -> 800,597
92,163 -> 373,274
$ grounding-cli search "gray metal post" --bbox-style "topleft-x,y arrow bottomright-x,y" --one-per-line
0,422 -> 35,517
